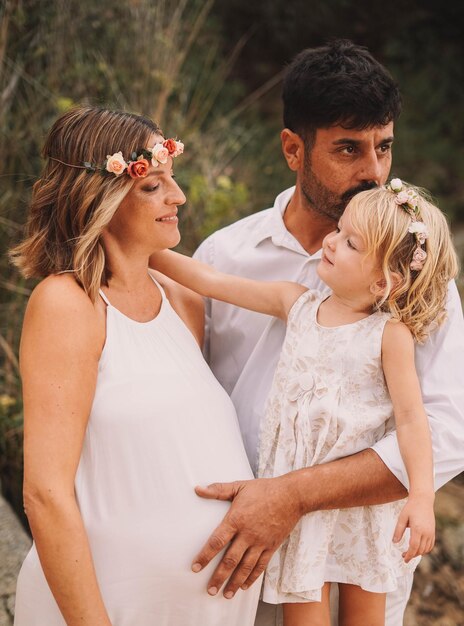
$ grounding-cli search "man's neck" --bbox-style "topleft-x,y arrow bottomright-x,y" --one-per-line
283,186 -> 337,255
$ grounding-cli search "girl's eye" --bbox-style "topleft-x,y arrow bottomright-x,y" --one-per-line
144,184 -> 159,192
335,227 -> 341,233
347,239 -> 357,250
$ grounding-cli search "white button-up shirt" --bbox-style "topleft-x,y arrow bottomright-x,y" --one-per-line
194,187 -> 464,489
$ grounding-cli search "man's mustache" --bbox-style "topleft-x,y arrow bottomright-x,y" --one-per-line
341,181 -> 378,204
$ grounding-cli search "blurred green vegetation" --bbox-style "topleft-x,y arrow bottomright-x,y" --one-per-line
1,0 -> 463,527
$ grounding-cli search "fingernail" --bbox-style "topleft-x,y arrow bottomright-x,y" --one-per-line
192,563 -> 202,573
208,586 -> 218,596
224,591 -> 234,599
241,584 -> 248,591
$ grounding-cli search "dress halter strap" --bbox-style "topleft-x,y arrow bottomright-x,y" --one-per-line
99,274 -> 166,307
99,289 -> 111,306
148,272 -> 167,301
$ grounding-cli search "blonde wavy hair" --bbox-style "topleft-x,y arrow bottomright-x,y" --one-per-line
10,106 -> 162,301
349,184 -> 459,343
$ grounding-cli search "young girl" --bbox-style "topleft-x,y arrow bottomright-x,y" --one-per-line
152,180 -> 459,626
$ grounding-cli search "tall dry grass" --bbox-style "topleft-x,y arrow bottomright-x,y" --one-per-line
0,0 -> 284,523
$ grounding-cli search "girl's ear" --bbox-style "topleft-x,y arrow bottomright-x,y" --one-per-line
281,129 -> 305,171
370,272 -> 403,298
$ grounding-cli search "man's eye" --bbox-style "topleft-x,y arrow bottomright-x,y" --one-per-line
379,143 -> 392,153
342,146 -> 355,154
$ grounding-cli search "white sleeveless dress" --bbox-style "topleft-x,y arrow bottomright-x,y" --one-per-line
259,290 -> 418,604
14,278 -> 260,625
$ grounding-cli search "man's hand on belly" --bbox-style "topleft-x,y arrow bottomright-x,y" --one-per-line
190,450 -> 407,598
190,474 -> 302,598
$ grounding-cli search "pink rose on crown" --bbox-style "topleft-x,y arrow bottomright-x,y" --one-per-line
173,141 -> 184,157
395,191 -> 410,205
151,143 -> 169,166
163,138 -> 177,155
127,158 -> 149,179
409,221 -> 428,245
410,247 -> 427,271
106,152 -> 127,176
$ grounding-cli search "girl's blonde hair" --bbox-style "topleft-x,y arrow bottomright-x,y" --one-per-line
349,185 -> 459,343
9,106 -> 162,301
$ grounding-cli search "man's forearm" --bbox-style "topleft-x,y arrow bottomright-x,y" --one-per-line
291,448 -> 408,515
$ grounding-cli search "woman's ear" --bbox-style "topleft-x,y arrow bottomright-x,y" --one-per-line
370,272 -> 403,299
281,129 -> 305,171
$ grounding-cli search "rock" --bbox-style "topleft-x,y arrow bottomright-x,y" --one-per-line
405,475 -> 464,625
0,495 -> 31,624
441,524 -> 464,571
435,481 -> 464,523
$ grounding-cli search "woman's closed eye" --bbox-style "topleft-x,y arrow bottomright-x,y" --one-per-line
143,184 -> 160,193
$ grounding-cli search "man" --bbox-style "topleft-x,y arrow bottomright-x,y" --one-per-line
192,40 -> 464,624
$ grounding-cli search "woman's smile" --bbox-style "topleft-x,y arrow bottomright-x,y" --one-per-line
156,211 -> 178,224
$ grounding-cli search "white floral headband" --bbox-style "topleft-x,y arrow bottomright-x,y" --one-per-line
387,178 -> 428,271
51,138 -> 184,179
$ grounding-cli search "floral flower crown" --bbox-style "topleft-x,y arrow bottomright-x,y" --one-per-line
386,178 -> 428,271
51,138 -> 184,180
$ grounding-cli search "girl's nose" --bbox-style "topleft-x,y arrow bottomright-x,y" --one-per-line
325,231 -> 337,250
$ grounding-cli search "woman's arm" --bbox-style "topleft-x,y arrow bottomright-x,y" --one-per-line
150,249 -> 306,321
382,321 -> 435,561
20,275 -> 111,626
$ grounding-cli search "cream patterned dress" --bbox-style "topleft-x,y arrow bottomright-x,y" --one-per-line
259,290 -> 418,604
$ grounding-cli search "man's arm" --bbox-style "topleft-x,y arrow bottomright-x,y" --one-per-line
192,448 -> 406,598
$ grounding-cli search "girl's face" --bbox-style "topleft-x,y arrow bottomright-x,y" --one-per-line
317,204 -> 383,303
105,135 -> 186,255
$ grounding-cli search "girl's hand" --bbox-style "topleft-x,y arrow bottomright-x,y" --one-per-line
393,495 -> 435,563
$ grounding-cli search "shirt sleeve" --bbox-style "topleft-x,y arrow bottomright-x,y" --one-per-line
193,237 -> 214,362
372,280 -> 464,491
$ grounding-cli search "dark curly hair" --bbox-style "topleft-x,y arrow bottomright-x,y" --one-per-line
282,39 -> 401,147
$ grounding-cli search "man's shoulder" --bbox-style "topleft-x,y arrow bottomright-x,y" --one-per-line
209,207 -> 274,241
194,208 -> 274,265
195,187 -> 295,258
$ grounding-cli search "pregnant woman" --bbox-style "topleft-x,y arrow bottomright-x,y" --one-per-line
11,106 -> 260,625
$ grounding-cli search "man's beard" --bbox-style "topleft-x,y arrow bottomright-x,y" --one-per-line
301,156 -> 378,221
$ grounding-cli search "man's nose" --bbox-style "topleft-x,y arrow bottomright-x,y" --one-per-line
358,151 -> 383,185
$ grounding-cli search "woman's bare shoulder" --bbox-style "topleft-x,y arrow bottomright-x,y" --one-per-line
24,274 -> 105,353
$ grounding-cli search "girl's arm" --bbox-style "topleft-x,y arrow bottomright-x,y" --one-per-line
20,275 -> 111,626
150,249 -> 307,321
382,320 -> 435,562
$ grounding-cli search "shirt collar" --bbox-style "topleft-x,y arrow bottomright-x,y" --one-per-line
251,186 -> 322,259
